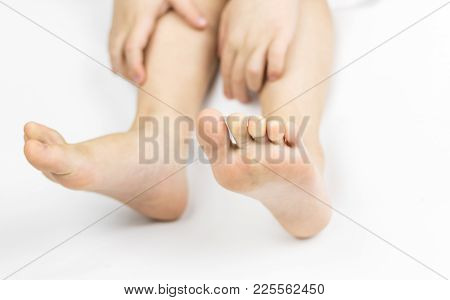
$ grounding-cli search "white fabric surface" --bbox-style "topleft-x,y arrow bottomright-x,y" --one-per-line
0,0 -> 449,279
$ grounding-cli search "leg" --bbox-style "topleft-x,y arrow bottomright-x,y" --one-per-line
197,0 -> 333,237
23,0 -> 226,220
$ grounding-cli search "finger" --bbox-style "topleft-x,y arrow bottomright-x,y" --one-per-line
245,46 -> 267,92
218,20 -> 225,57
231,52 -> 249,102
218,9 -> 229,57
170,0 -> 207,29
124,16 -> 156,84
108,30 -> 127,75
220,44 -> 236,99
267,35 -> 290,81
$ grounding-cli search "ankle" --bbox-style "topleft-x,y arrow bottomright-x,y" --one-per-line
130,114 -> 195,164
302,137 -> 324,173
131,111 -> 195,131
135,97 -> 198,123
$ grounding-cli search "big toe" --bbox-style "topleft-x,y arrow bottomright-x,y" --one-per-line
227,113 -> 251,147
197,108 -> 230,162
24,139 -> 73,175
24,122 -> 65,144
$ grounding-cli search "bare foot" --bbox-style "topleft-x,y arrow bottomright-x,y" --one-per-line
23,121 -> 187,220
197,109 -> 331,238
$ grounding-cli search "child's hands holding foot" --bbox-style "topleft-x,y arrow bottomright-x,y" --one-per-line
219,0 -> 300,102
109,0 -> 208,84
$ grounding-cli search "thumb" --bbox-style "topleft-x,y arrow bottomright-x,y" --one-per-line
169,0 -> 208,29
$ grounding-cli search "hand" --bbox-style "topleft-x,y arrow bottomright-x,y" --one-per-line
109,0 -> 208,85
219,0 -> 300,102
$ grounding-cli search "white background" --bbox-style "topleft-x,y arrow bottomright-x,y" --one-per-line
0,0 -> 449,280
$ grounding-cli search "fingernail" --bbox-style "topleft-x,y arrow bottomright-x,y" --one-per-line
197,17 -> 207,27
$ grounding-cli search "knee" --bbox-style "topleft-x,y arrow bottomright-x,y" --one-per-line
157,0 -> 225,37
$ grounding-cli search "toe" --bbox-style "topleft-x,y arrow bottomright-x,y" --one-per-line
226,113 -> 251,147
267,117 -> 285,144
24,139 -> 73,175
197,109 -> 231,163
284,118 -> 300,146
24,122 -> 66,144
248,116 -> 266,141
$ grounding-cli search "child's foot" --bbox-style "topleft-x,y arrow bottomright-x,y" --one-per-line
197,109 -> 331,238
23,121 -> 187,220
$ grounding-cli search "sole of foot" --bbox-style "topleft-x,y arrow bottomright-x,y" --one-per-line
196,108 -> 331,238
23,121 -> 187,221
